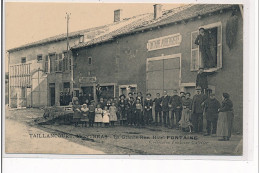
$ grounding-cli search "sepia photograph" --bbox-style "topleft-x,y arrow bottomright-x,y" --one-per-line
4,2 -> 244,156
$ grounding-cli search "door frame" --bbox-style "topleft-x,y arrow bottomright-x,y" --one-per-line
146,53 -> 182,92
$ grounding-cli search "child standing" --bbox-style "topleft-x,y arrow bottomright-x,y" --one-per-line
95,104 -> 103,127
103,106 -> 110,127
72,100 -> 81,127
109,102 -> 117,127
88,101 -> 95,127
106,99 -> 112,109
81,104 -> 89,127
135,99 -> 143,127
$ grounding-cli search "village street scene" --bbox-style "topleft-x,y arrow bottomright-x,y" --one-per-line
5,3 -> 243,155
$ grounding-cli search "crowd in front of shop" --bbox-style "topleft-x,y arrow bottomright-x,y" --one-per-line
70,82 -> 234,142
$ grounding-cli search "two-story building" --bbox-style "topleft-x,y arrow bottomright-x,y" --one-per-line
7,9 -> 151,108
71,4 -> 243,132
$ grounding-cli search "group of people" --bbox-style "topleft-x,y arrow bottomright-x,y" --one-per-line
71,86 -> 234,141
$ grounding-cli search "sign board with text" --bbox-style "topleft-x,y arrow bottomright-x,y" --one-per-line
147,33 -> 182,51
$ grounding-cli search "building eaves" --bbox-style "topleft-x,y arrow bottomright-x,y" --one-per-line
71,4 -> 237,50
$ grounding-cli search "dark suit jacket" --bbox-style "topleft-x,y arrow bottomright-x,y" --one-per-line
161,95 -> 170,111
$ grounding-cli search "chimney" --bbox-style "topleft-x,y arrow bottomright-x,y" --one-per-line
153,4 -> 162,19
114,9 -> 122,22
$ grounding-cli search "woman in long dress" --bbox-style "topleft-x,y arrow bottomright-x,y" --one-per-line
216,93 -> 234,141
179,92 -> 192,132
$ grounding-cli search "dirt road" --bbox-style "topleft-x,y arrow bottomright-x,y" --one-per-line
5,108 -> 242,155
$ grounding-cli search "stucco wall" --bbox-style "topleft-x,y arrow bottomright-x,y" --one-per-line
73,8 -> 243,132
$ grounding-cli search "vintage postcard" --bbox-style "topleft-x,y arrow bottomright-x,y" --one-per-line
4,2 -> 244,156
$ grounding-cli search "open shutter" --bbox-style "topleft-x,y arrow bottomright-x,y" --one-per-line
191,31 -> 199,71
217,25 -> 222,68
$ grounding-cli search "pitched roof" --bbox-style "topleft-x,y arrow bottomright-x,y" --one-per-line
134,4 -> 235,31
7,13 -> 148,53
72,4 -> 236,50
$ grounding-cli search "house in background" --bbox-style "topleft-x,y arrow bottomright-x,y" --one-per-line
7,9 -> 151,108
71,4 -> 243,132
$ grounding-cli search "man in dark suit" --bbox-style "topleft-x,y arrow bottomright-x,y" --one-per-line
191,87 -> 208,133
195,28 -> 214,68
196,68 -> 208,94
161,90 -> 170,127
169,90 -> 183,129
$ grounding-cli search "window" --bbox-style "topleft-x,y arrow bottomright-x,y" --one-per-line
88,57 -> 92,65
21,57 -> 26,64
44,55 -> 49,73
63,52 -> 68,71
79,35 -> 84,43
49,54 -> 56,73
58,53 -> 63,72
37,55 -> 42,62
55,53 -> 63,72
191,22 -> 222,71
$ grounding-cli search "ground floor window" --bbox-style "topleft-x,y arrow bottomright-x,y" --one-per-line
119,84 -> 137,97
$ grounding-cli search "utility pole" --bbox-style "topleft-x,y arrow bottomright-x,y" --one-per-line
66,12 -> 73,97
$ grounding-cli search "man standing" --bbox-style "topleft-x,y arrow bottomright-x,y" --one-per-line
195,28 -> 214,68
169,90 -> 183,129
203,93 -> 221,136
191,87 -> 208,133
154,93 -> 162,126
161,91 -> 170,127
144,93 -> 153,125
196,68 -> 208,94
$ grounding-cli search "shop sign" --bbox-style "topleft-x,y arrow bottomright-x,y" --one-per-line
147,33 -> 182,51
79,77 -> 96,84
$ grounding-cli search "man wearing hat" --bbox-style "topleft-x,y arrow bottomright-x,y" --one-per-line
161,91 -> 171,127
144,93 -> 153,125
169,89 -> 183,129
196,68 -> 208,94
195,28 -> 214,68
202,93 -> 221,136
191,86 -> 208,133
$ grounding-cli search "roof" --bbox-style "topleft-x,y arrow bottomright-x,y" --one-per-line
72,4 -> 236,50
7,13 -> 148,53
134,4 -> 235,31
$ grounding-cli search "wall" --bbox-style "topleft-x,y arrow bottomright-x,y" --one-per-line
8,37 -> 80,107
73,7 -> 243,132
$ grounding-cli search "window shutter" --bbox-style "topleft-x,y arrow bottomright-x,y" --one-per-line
217,25 -> 222,68
191,31 -> 199,71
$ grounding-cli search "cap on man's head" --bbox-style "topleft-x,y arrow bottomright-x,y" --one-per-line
196,86 -> 202,90
199,27 -> 205,31
146,93 -> 151,96
199,67 -> 204,70
173,89 -> 178,93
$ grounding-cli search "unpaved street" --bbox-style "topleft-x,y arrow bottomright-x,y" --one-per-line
5,108 -> 242,155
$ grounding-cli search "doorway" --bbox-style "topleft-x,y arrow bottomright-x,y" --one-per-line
49,83 -> 55,106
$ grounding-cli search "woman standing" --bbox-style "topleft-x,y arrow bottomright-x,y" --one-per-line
216,93 -> 234,141
179,92 -> 192,132
118,95 -> 127,125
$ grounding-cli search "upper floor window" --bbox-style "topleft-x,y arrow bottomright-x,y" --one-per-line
44,55 -> 49,73
88,57 -> 92,65
191,22 -> 222,72
37,55 -> 42,62
79,35 -> 84,43
21,57 -> 26,64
